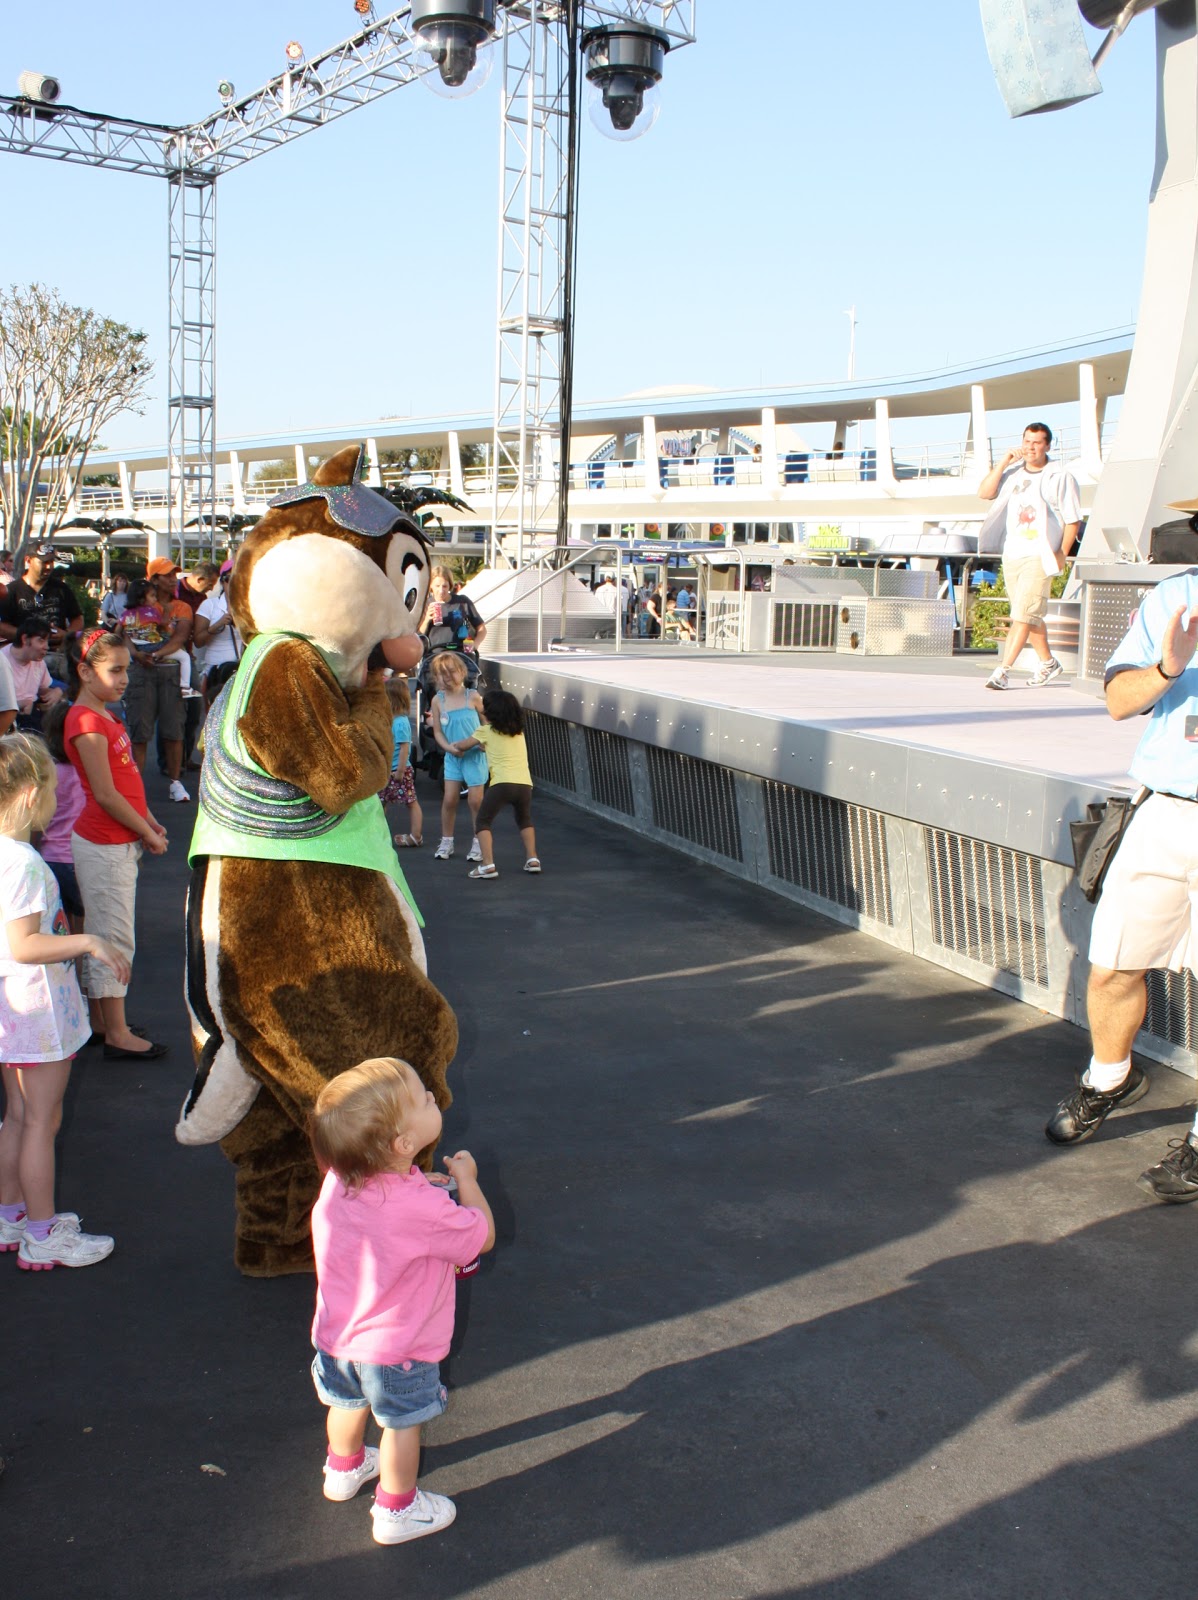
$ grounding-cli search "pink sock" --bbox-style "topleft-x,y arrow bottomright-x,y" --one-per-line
0,1202 -> 25,1224
375,1486 -> 417,1512
326,1448 -> 365,1472
25,1216 -> 54,1241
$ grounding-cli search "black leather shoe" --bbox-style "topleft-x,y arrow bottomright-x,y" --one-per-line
1138,1134 -> 1198,1202
1045,1066 -> 1148,1145
102,1040 -> 168,1061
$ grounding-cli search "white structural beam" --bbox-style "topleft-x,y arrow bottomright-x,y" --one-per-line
1082,3 -> 1198,553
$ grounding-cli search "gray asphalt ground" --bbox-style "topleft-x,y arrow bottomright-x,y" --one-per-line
3,768 -> 1197,1599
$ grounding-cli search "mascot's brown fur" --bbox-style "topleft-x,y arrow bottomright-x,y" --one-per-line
177,445 -> 458,1277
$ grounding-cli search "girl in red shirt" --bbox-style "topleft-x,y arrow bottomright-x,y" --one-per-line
64,629 -> 169,1060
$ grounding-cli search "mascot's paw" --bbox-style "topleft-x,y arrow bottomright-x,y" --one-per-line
234,1234 -> 316,1278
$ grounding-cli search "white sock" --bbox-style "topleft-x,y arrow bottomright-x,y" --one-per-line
1083,1056 -> 1131,1093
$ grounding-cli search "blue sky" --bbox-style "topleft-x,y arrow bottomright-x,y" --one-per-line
0,2 -> 1155,449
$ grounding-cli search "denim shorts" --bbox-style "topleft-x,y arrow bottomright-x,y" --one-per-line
311,1348 -> 448,1431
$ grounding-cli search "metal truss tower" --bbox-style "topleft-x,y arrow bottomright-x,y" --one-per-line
166,153 -> 217,550
492,3 -> 572,567
0,2 -> 696,563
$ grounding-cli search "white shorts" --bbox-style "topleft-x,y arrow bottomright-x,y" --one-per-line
1089,792 -> 1198,974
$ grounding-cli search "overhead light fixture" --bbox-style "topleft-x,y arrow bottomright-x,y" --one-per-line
410,1 -> 497,98
16,71 -> 61,104
217,80 -> 236,106
583,24 -> 668,142
353,0 -> 376,17
285,41 -> 305,65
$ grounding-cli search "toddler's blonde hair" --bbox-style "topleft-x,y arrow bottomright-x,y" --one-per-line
310,1057 -> 421,1192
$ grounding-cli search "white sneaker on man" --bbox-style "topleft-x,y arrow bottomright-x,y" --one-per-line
17,1212 -> 114,1271
169,779 -> 191,802
1028,656 -> 1064,687
985,666 -> 1009,691
371,1488 -> 457,1546
466,838 -> 482,863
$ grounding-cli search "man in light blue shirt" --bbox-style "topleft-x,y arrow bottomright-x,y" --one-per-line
1046,563 -> 1198,1201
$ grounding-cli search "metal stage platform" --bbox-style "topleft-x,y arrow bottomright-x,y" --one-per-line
488,647 -> 1198,1076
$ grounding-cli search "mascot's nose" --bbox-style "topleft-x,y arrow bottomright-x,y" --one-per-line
380,635 -> 426,672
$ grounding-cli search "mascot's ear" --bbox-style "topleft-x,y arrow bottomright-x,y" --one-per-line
312,444 -> 365,488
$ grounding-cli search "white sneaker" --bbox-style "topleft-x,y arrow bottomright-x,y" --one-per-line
323,1445 -> 380,1502
17,1212 -> 114,1271
466,838 -> 482,863
371,1487 -> 457,1546
169,779 -> 191,803
985,667 -> 1008,691
0,1208 -> 27,1251
1028,657 -> 1064,687
433,839 -> 454,861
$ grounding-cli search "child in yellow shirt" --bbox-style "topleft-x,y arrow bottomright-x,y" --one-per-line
449,690 -> 540,881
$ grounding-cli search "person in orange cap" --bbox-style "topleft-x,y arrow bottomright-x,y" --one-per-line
123,557 -> 193,802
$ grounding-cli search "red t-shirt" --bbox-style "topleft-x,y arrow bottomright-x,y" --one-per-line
64,704 -> 147,845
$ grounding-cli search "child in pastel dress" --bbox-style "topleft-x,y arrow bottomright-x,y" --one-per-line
309,1056 -> 495,1546
428,652 -> 488,863
0,732 -> 130,1270
381,676 -> 423,850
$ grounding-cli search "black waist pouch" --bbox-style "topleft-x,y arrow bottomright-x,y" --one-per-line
1070,791 -> 1148,903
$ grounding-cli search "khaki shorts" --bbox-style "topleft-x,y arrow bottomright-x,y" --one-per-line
71,835 -> 142,998
1002,554 -> 1053,625
1089,793 -> 1198,974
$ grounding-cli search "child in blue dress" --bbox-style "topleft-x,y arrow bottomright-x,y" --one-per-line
428,653 -> 488,862
381,676 -> 423,849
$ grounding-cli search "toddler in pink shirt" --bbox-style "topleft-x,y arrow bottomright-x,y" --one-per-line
308,1056 -> 494,1547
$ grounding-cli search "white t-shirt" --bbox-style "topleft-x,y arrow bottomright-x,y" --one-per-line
0,650 -> 18,715
0,837 -> 89,1062
1002,465 -> 1082,569
195,591 -> 240,672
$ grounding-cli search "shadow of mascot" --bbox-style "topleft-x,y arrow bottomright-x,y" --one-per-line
175,444 -> 458,1277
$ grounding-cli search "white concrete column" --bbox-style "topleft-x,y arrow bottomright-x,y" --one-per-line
293,444 -> 307,484
1078,363 -> 1103,479
228,451 -> 248,513
146,520 -> 169,561
364,438 -> 382,487
118,461 -> 134,516
447,431 -> 466,498
642,415 -> 658,491
760,408 -> 781,487
874,398 -> 897,487
969,384 -> 990,471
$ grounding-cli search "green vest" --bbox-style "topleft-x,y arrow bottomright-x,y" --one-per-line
188,631 -> 422,927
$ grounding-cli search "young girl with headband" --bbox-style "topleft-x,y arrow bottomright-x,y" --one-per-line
64,628 -> 169,1061
0,731 -> 130,1269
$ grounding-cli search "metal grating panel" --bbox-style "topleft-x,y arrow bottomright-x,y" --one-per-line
524,711 -> 576,792
584,726 -> 634,815
763,781 -> 894,924
925,829 -> 1048,985
1145,969 -> 1198,1053
1083,583 -> 1155,679
772,600 -> 838,650
646,746 -> 742,860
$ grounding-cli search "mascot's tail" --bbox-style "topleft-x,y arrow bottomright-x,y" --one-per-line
177,857 -> 261,1146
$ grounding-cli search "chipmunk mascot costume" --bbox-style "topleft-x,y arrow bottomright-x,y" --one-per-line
176,444 -> 458,1277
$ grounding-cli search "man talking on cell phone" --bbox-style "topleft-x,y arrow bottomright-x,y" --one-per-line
976,422 -> 1081,692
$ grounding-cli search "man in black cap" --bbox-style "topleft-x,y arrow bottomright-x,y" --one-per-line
0,543 -> 84,682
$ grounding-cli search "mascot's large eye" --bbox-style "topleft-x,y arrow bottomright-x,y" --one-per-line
401,552 -> 424,613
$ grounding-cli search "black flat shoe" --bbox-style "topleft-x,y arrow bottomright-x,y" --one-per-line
86,1025 -> 150,1048
103,1040 -> 168,1061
